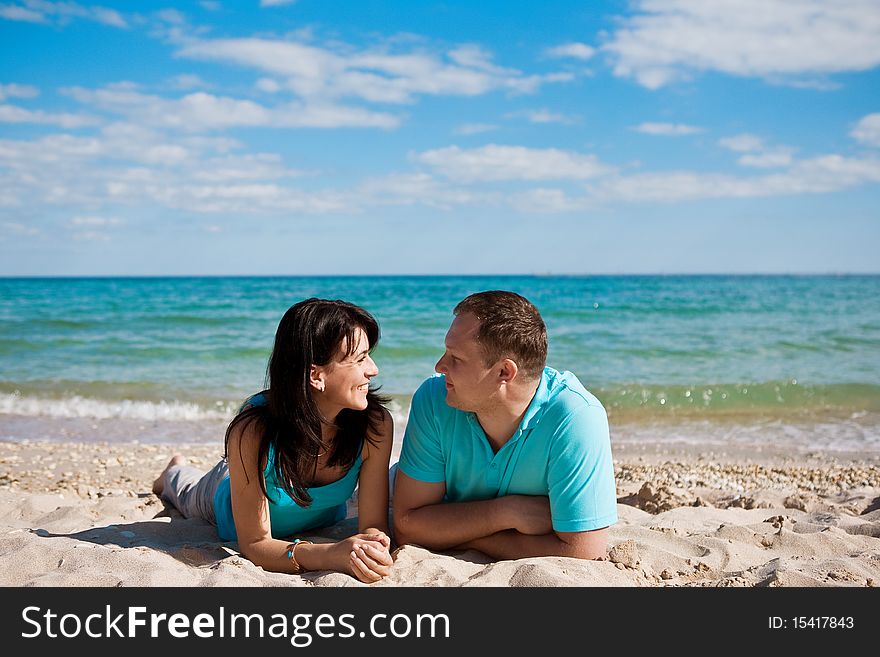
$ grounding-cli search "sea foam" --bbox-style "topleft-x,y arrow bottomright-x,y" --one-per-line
0,392 -> 236,422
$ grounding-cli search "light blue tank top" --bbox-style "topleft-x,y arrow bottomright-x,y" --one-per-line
212,394 -> 362,542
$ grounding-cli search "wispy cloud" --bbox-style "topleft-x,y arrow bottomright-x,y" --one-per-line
851,113 -> 880,147
719,133 -> 793,168
68,215 -> 123,242
260,0 -> 296,6
415,144 -> 614,182
633,122 -> 702,136
70,216 -> 123,227
1,221 -> 40,236
255,78 -> 282,93
357,172 -> 495,210
0,4 -> 45,22
175,36 -> 572,105
168,74 -> 210,90
63,84 -> 400,130
0,103 -> 99,128
0,1 -> 127,28
508,108 -> 579,125
604,0 -> 880,89
453,123 -> 499,135
508,187 -> 591,213
0,83 -> 39,100
594,154 -> 880,203
718,133 -> 765,152
545,42 -> 595,61
0,122 -> 331,215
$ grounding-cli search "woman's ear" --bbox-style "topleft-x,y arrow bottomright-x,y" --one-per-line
309,365 -> 326,392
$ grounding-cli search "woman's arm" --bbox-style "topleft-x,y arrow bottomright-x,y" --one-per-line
356,407 -> 394,535
227,421 -> 387,579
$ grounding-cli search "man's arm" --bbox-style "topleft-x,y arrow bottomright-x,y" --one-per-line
458,527 -> 609,561
392,471 -> 554,550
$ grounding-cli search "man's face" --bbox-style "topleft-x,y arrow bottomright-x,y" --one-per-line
434,312 -> 496,412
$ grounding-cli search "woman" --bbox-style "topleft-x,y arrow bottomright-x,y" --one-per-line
152,298 -> 394,583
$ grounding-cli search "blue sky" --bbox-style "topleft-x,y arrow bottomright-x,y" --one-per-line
1,0 -> 878,275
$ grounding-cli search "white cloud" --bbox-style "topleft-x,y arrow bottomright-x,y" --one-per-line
154,8 -> 185,25
416,145 -> 614,182
260,0 -> 296,6
718,133 -> 793,168
594,154 -> 880,202
0,122 -> 328,215
604,0 -> 880,88
851,113 -> 880,147
0,83 -> 39,100
70,216 -> 123,227
357,172 -> 495,210
453,123 -> 498,136
169,74 -> 209,90
0,1 -> 127,28
634,122 -> 702,136
738,151 -> 793,168
508,187 -> 591,213
2,221 -> 40,236
73,230 -> 111,241
545,42 -> 596,61
509,108 -> 578,124
64,85 -> 400,130
0,103 -> 99,128
255,78 -> 282,93
0,5 -> 44,22
176,36 -> 571,105
719,133 -> 765,152
152,183 -> 349,214
448,45 -> 506,73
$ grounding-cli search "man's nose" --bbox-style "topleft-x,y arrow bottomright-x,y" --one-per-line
435,355 -> 447,374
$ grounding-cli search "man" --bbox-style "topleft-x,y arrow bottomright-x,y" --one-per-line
393,291 -> 617,561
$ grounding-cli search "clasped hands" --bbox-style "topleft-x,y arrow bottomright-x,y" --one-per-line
337,529 -> 393,583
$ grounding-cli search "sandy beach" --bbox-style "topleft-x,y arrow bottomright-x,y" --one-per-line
1,435 -> 877,587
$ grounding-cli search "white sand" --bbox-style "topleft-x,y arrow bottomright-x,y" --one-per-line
0,440 -> 878,587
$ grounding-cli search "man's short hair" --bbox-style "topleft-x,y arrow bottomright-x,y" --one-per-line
453,290 -> 548,380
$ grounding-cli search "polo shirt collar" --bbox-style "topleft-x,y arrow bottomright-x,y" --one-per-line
515,367 -> 553,436
465,367 -> 554,443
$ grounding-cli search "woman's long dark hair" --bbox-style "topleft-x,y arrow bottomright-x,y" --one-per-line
224,298 -> 389,507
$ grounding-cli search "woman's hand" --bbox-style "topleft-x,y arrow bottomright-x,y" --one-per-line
335,532 -> 393,583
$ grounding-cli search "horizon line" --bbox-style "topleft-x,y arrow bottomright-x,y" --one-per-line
1,272 -> 879,280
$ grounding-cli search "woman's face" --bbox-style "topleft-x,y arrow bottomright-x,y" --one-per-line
320,327 -> 379,411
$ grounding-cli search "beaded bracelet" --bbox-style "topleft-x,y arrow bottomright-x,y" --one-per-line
286,538 -> 312,573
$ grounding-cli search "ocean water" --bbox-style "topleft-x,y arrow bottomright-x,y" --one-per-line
1,276 -> 879,451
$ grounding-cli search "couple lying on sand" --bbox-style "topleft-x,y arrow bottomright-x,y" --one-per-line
152,291 -> 618,583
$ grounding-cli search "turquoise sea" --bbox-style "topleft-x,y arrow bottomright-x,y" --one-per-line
1,276 -> 879,451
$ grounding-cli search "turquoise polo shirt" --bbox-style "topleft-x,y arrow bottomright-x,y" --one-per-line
398,367 -> 617,533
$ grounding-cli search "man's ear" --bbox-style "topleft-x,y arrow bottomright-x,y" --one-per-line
310,365 -> 326,392
498,358 -> 519,385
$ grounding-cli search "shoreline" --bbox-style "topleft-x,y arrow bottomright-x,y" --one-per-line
1,438 -> 879,498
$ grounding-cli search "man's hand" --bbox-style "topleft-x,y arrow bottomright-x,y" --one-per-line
501,495 -> 553,535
